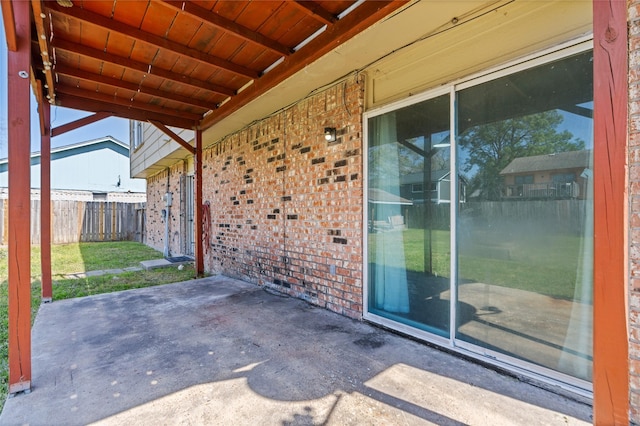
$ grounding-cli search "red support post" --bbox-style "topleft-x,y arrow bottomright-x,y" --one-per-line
194,130 -> 204,276
593,0 -> 629,424
7,0 -> 32,394
41,101 -> 52,302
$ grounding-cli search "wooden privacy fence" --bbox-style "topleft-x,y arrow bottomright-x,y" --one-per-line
405,199 -> 588,235
0,200 -> 145,245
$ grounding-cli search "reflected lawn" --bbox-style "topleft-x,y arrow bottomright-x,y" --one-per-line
369,228 -> 588,302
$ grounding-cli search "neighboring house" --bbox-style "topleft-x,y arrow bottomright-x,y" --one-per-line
500,150 -> 591,200
399,171 -> 467,204
367,188 -> 412,232
0,137 -> 146,201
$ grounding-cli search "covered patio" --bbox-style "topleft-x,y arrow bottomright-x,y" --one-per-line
0,275 -> 591,425
0,0 -> 631,423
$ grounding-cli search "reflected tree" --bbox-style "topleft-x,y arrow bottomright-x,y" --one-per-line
459,110 -> 585,200
369,143 -> 424,189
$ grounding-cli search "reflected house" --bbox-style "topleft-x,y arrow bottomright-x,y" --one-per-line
400,171 -> 467,204
368,188 -> 413,232
499,150 -> 591,200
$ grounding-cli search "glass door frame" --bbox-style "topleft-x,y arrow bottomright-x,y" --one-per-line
362,35 -> 594,397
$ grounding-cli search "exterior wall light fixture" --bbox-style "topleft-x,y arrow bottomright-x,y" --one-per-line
324,127 -> 337,142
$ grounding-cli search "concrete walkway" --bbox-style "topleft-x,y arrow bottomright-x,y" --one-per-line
0,276 -> 592,425
62,266 -> 144,279
61,256 -> 194,279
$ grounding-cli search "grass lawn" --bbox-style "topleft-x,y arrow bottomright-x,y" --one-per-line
370,228 -> 589,302
0,241 -> 199,409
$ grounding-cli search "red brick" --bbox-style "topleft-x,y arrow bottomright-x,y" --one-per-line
146,76 -> 366,317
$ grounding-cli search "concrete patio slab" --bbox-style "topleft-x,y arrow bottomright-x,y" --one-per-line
0,276 -> 592,425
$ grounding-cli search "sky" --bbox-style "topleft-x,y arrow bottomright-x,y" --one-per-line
0,22 -> 129,159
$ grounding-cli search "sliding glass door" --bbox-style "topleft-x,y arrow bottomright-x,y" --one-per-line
366,45 -> 593,386
456,49 -> 593,382
367,93 -> 451,337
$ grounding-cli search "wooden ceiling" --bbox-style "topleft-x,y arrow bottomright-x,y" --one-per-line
22,0 -> 407,130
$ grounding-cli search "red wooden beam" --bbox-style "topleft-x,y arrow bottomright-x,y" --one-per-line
291,1 -> 337,25
34,80 -> 46,135
51,111 -> 113,138
150,121 -> 195,154
194,130 -> 204,276
30,0 -> 56,103
161,0 -> 292,56
41,101 -> 52,302
55,93 -> 197,130
50,39 -> 235,98
55,85 -> 203,122
1,0 -> 18,51
199,0 -> 409,131
7,0 -> 32,394
52,64 -> 212,112
593,0 -> 629,424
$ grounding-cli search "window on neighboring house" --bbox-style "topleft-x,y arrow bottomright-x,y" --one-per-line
552,172 -> 576,183
131,120 -> 143,150
412,183 -> 423,193
515,175 -> 534,185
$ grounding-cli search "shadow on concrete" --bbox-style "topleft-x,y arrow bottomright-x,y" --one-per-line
0,276 -> 592,425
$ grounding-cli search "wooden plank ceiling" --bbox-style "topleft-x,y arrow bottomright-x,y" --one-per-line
28,0 -> 408,130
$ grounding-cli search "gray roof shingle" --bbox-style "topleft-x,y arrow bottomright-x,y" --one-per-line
500,150 -> 591,175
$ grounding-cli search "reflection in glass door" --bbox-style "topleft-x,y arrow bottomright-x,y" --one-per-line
455,50 -> 593,382
366,45 -> 593,387
367,94 -> 451,337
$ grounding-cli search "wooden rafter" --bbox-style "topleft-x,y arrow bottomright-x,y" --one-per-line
160,0 -> 292,56
50,39 -> 235,98
51,64 -> 212,112
32,75 -> 46,133
56,85 -> 203,122
45,2 -> 259,79
30,0 -> 56,104
56,93 -> 196,129
200,0 -> 409,130
0,0 -> 17,51
291,1 -> 337,25
51,111 -> 113,138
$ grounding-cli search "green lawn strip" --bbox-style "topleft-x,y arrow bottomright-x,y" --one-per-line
52,266 -> 196,300
0,241 -> 199,410
53,241 -> 170,275
370,228 -> 585,301
0,241 -> 168,281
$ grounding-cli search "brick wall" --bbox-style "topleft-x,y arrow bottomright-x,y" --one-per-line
147,76 -> 365,318
630,2 -> 640,422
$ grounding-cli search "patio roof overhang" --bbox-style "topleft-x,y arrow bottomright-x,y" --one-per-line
7,0 -> 408,133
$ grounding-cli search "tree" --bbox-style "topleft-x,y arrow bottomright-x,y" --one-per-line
458,110 -> 585,200
368,142 -> 424,189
